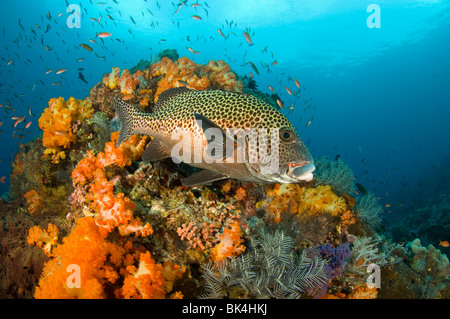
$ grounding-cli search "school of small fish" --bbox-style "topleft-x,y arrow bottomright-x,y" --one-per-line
0,0 -> 320,189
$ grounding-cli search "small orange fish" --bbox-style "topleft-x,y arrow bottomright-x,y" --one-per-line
98,32 -> 112,38
249,72 -> 254,78
174,5 -> 182,14
54,130 -> 67,136
384,203 -> 391,208
187,47 -> 199,54
285,86 -> 292,95
217,29 -> 226,38
294,78 -> 301,88
276,99 -> 283,109
25,121 -> 32,129
271,60 -> 278,66
45,69 -> 53,74
122,94 -> 134,101
56,68 -> 67,74
268,85 -> 275,93
13,116 -> 26,128
192,15 -> 202,20
439,240 -> 449,248
0,176 -> 5,184
89,39 -> 97,43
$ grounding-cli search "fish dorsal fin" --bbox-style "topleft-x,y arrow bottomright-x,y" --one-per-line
154,87 -> 191,113
194,113 -> 242,160
141,139 -> 171,162
182,170 -> 229,186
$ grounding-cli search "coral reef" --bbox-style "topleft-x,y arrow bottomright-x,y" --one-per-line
406,239 -> 449,298
2,51 -> 449,300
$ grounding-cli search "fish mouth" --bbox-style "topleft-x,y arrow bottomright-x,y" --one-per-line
287,162 -> 315,182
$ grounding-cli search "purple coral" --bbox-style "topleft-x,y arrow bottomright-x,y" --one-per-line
306,243 -> 351,298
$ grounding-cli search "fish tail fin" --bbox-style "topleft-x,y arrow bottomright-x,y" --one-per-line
113,97 -> 142,145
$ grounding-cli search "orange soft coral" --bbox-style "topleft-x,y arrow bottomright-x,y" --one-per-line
34,217 -> 111,298
102,66 -> 120,89
234,187 -> 246,201
203,59 -> 243,92
39,97 -> 76,150
121,251 -> 166,299
24,189 -> 43,215
27,223 -> 59,257
139,96 -> 150,108
32,217 -> 162,299
110,131 -> 149,161
71,133 -> 148,186
71,151 -> 98,185
71,133 -> 152,237
39,97 -> 93,163
210,220 -> 245,262
267,184 -> 348,223
66,96 -> 94,121
162,261 -> 186,294
118,69 -> 136,94
96,140 -> 132,168
102,67 -> 138,94
151,57 -> 242,102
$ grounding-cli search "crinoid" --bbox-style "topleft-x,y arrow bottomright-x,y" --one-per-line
200,230 -> 328,299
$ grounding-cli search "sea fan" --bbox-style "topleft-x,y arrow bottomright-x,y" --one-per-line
355,192 -> 383,228
314,156 -> 355,195
347,237 -> 388,277
200,230 -> 328,299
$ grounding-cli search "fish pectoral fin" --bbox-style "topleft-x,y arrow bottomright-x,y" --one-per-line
182,170 -> 229,187
194,113 -> 241,160
141,139 -> 171,162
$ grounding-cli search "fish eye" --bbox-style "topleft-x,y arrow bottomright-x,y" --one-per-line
280,129 -> 295,143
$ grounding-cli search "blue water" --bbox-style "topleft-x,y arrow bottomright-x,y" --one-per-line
1,0 -> 449,226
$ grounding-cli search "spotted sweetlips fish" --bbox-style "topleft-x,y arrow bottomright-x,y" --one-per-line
114,87 -> 315,186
